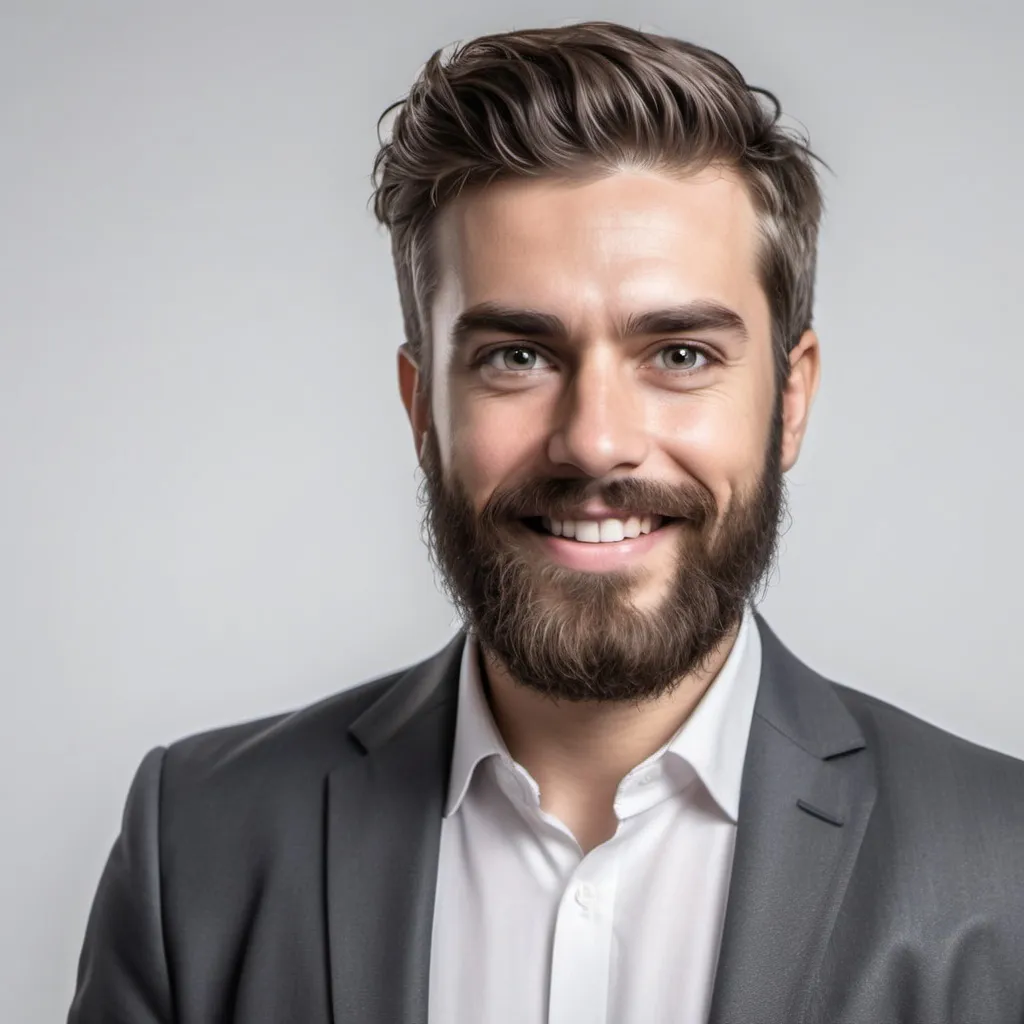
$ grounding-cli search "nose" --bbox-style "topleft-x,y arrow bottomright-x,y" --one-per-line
546,352 -> 650,477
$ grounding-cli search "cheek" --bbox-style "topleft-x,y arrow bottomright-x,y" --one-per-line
448,394 -> 552,508
656,386 -> 771,506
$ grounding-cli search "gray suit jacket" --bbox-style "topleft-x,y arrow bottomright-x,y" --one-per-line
68,615 -> 1024,1023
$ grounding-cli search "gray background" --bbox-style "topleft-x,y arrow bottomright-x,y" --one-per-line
2,1 -> 1022,1020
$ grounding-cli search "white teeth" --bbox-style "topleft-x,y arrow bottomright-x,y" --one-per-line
599,519 -> 625,543
545,516 -> 658,543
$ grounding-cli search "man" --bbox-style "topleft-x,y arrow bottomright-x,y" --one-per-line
69,21 -> 1024,1024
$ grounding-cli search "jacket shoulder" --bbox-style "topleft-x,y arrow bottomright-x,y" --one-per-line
833,680 -> 1024,780
155,667 -> 411,843
823,678 -> 1024,1003
832,681 -> 1024,849
166,668 -> 402,772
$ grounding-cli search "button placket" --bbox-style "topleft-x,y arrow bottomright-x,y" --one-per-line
547,850 -> 621,1024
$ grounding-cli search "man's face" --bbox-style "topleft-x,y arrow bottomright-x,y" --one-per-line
400,166 -> 818,702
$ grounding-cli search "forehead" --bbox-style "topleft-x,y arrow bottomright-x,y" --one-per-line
431,166 -> 767,332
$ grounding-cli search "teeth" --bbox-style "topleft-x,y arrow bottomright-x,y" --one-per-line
542,516 -> 562,536
544,516 -> 660,543
599,519 -> 625,543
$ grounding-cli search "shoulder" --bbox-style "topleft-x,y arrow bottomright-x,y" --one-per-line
831,681 -> 1024,855
820,679 -> 1024,974
152,668 -> 406,842
833,680 -> 1024,790
167,670 -> 400,771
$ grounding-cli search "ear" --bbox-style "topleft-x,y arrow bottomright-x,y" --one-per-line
397,344 -> 430,463
780,328 -> 821,473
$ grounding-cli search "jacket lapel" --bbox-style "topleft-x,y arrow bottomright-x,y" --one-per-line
325,634 -> 464,1024
707,614 -> 877,1024
323,615 -> 876,1023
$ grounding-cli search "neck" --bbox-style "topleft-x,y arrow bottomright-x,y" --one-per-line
478,617 -> 743,850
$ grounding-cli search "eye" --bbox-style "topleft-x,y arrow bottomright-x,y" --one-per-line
481,345 -> 552,372
651,344 -> 711,372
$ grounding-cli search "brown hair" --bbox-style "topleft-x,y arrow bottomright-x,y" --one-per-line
371,21 -> 826,392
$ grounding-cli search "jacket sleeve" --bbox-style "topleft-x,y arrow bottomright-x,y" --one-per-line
67,746 -> 175,1024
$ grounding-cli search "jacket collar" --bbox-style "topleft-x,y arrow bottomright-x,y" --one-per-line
332,613 -> 876,1024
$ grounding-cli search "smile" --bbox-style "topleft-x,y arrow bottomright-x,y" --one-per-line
519,515 -> 681,572
530,514 -> 669,543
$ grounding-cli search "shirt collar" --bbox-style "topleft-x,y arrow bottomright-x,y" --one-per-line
444,633 -> 508,817
659,603 -> 761,822
444,604 -> 763,823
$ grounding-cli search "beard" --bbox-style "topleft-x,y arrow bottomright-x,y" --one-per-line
418,393 -> 788,704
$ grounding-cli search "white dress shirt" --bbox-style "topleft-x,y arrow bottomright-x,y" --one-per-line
428,604 -> 763,1024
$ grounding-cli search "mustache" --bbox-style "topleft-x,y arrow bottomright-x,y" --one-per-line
480,476 -> 717,526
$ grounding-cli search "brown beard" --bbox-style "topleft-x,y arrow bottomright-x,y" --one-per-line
418,390 -> 787,704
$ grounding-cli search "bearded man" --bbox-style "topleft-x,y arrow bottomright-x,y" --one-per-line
69,21 -> 1024,1024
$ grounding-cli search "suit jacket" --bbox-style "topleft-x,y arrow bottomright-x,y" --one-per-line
68,614 -> 1024,1024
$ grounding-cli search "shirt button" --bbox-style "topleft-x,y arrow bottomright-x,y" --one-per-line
639,772 -> 656,785
575,882 -> 596,909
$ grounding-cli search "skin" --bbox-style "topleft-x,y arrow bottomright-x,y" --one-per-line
399,165 -> 820,851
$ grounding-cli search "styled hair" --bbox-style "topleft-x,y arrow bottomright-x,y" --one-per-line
371,21 -> 826,391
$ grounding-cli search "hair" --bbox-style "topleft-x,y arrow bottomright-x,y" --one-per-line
371,20 -> 827,393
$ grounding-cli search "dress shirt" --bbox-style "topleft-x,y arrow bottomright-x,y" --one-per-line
427,603 -> 763,1024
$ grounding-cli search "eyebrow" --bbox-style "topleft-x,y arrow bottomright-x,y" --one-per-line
449,299 -> 750,347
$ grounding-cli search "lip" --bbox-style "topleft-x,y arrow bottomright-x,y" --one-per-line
524,518 -> 681,572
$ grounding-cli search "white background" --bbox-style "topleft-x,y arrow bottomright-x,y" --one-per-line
2,1 -> 1022,1021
